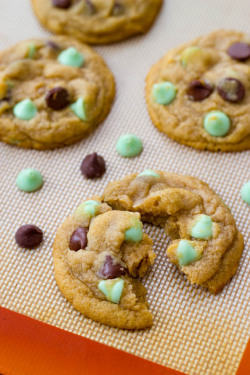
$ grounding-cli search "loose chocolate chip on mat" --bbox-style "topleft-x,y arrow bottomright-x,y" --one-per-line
217,78 -> 245,102
69,227 -> 88,251
45,87 -> 70,110
227,42 -> 250,61
51,0 -> 71,8
15,224 -> 43,248
101,256 -> 126,279
80,153 -> 106,179
187,80 -> 213,101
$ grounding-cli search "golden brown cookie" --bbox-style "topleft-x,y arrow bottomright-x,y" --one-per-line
53,198 -> 155,329
146,30 -> 250,151
0,36 -> 115,149
103,170 -> 244,293
31,0 -> 162,45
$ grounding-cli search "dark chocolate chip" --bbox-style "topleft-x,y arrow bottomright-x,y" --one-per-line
217,77 -> 245,102
187,80 -> 213,101
80,153 -> 106,179
45,87 -> 70,110
46,41 -> 61,50
51,0 -> 71,8
227,42 -> 250,61
101,256 -> 126,279
112,2 -> 125,16
15,225 -> 43,248
69,227 -> 88,251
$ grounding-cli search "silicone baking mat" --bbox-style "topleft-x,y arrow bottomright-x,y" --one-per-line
0,1 -> 249,374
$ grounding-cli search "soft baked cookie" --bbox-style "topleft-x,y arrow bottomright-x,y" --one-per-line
146,30 -> 250,151
103,170 -> 244,293
0,36 -> 115,149
53,198 -> 156,329
31,0 -> 162,45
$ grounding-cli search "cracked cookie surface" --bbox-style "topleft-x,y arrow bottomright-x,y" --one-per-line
103,171 -> 244,293
0,36 -> 115,149
146,30 -> 250,151
31,0 -> 162,45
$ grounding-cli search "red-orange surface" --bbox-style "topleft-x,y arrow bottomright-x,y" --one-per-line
0,307 -> 184,375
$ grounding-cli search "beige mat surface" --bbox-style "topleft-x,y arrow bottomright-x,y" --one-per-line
0,1 -> 249,374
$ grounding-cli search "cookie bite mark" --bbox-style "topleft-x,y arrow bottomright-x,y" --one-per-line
53,201 -> 155,329
103,171 -> 244,293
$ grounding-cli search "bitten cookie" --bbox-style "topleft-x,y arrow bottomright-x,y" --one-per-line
53,198 -> 156,329
103,170 -> 244,293
146,30 -> 250,151
0,36 -> 115,149
31,0 -> 162,45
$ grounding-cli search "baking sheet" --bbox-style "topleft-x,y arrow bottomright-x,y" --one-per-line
0,1 -> 249,374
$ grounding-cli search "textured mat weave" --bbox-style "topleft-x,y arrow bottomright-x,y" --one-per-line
0,1 -> 249,374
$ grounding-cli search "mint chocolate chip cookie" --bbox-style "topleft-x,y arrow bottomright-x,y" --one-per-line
103,171 -> 244,294
31,0 -> 162,45
146,30 -> 250,151
0,36 -> 115,149
53,198 -> 155,329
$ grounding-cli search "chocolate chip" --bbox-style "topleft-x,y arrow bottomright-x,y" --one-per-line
69,227 -> 88,251
46,41 -> 61,50
227,42 -> 250,61
217,78 -> 245,102
187,80 -> 213,101
112,2 -> 125,16
80,153 -> 106,179
101,256 -> 126,279
51,0 -> 71,8
45,87 -> 70,110
15,225 -> 43,248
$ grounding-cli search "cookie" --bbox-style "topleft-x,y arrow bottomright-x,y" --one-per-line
146,30 -> 250,151
103,170 -> 244,293
31,0 -> 162,45
0,36 -> 115,149
53,198 -> 156,329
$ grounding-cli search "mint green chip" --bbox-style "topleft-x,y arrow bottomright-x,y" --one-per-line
180,46 -> 201,66
98,278 -> 124,304
137,169 -> 160,178
177,240 -> 200,266
152,82 -> 177,105
13,99 -> 37,121
70,98 -> 87,121
241,181 -> 250,204
191,215 -> 213,239
27,43 -> 36,59
125,220 -> 143,242
16,168 -> 43,192
116,134 -> 143,157
75,200 -> 100,218
58,47 -> 84,67
204,111 -> 230,137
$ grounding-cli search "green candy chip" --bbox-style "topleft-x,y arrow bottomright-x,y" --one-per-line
70,98 -> 87,121
98,278 -> 124,304
58,47 -> 85,67
116,134 -> 143,157
152,82 -> 177,105
177,240 -> 200,266
13,99 -> 37,121
190,214 -> 213,239
241,181 -> 250,204
137,169 -> 160,178
204,111 -> 230,137
16,168 -> 43,192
